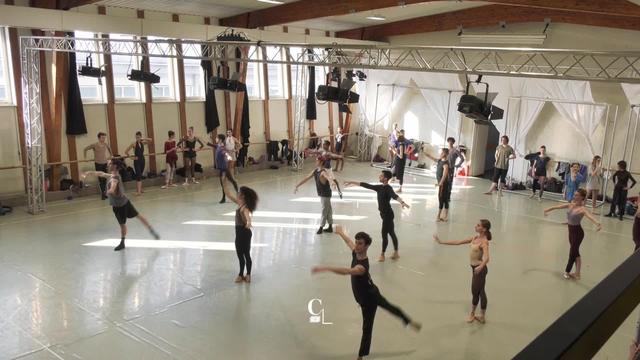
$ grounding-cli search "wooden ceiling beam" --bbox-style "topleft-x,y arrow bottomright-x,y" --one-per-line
28,0 -> 100,10
220,0 -> 640,29
336,4 -> 640,41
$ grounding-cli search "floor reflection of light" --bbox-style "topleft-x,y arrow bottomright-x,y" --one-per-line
341,191 -> 452,199
347,185 -> 473,191
83,239 -> 269,250
222,211 -> 367,220
290,197 -> 379,204
183,220 -> 322,229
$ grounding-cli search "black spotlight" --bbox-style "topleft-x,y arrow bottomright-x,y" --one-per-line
127,58 -> 160,84
78,56 -> 105,85
355,70 -> 367,81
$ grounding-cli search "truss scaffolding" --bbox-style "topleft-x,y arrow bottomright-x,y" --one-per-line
19,35 -> 640,214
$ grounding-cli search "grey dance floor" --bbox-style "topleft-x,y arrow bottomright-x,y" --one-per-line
0,161 -> 636,359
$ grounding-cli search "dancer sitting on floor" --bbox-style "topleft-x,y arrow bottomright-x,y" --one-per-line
312,225 -> 421,360
434,219 -> 492,323
222,177 -> 258,283
294,157 -> 335,234
82,157 -> 160,251
215,134 -> 239,204
544,188 -> 602,279
345,170 -> 410,262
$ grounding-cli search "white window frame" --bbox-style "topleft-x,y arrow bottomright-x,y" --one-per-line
266,46 -> 287,99
75,31 -> 106,104
110,33 -> 143,103
245,46 -> 263,100
181,44 -> 205,101
147,36 -> 177,102
0,27 -> 14,105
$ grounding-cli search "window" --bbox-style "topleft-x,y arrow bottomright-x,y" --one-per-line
75,31 -> 105,102
0,28 -> 11,103
266,46 -> 287,98
147,36 -> 175,100
110,34 -> 142,101
245,46 -> 262,99
182,44 -> 205,99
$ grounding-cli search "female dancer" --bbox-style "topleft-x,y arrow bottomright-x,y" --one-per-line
161,130 -> 179,189
216,134 -> 239,204
333,126 -> 345,172
391,134 -> 407,193
564,163 -> 585,202
586,155 -> 603,212
222,177 -> 258,283
606,160 -> 637,220
529,145 -> 550,201
124,131 -> 153,196
82,157 -> 160,251
434,219 -> 492,323
312,225 -> 421,359
225,129 -> 242,175
544,188 -> 602,279
178,126 -> 204,185
423,147 -> 452,221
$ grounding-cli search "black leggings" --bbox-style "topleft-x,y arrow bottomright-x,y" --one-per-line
235,226 -> 252,276
219,170 -> 239,202
95,162 -> 108,196
184,156 -> 196,179
394,159 -> 405,186
381,215 -> 398,253
532,176 -> 546,196
610,187 -> 628,218
471,265 -> 488,310
359,291 -> 411,357
134,160 -> 145,181
566,224 -> 584,273
438,181 -> 451,210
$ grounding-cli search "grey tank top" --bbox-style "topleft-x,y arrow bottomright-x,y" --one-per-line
567,207 -> 585,226
107,174 -> 128,207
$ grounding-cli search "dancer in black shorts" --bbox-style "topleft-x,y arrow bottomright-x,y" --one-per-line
529,145 -> 550,201
312,225 -> 421,360
484,135 -> 515,197
82,158 -> 160,251
345,170 -> 409,262
124,131 -> 153,196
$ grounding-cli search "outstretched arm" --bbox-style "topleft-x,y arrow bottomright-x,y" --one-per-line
421,147 -> 438,162
82,171 -> 111,180
583,210 -> 602,231
222,178 -> 239,204
433,234 -> 473,245
294,170 -> 315,193
334,225 -> 355,251
312,264 -> 365,276
544,203 -> 571,216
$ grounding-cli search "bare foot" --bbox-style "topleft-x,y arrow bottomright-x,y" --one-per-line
234,276 -> 244,283
391,251 -> 399,260
466,313 -> 476,323
378,254 -> 385,262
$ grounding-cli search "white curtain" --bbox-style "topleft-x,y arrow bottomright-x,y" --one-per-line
622,83 -> 640,105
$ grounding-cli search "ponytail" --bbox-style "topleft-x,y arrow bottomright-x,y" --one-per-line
480,219 -> 492,241
486,230 -> 492,241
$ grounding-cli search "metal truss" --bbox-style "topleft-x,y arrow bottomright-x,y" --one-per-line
19,35 -> 640,213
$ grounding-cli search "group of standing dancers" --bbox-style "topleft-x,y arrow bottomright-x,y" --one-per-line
80,124 -> 640,360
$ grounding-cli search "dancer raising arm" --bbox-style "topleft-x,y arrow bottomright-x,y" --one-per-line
544,188 -> 602,279
124,131 -> 153,196
434,219 -> 492,323
83,132 -> 113,200
312,225 -> 421,360
223,177 -> 258,283
294,157 -> 334,234
345,170 -> 410,262
82,158 -> 160,251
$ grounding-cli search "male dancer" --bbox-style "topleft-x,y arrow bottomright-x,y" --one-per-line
83,132 -> 113,200
294,157 -> 334,234
345,170 -> 410,261
307,140 -> 343,198
446,137 -> 465,178
312,225 -> 421,360
215,134 -> 239,204
484,135 -> 516,196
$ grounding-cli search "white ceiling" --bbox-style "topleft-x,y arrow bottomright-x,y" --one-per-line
96,0 -> 299,18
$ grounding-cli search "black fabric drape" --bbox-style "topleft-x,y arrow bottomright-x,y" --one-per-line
200,47 -> 220,133
66,35 -> 87,135
235,47 -> 242,74
306,49 -> 317,120
238,91 -> 251,167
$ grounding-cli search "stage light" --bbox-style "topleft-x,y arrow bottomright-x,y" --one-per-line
127,58 -> 160,84
78,56 -> 105,85
356,70 -> 367,81
458,75 -> 504,125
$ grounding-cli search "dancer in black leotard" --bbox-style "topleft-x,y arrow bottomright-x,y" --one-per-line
425,148 -> 452,222
633,194 -> 640,251
606,160 -> 637,220
178,126 -> 205,185
312,225 -> 421,360
82,158 -> 160,251
392,134 -> 407,193
222,178 -> 258,283
124,131 -> 153,196
345,170 -> 409,262
295,157 -> 334,234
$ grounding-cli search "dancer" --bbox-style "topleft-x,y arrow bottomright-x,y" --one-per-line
484,135 -> 516,196
222,177 -> 258,283
606,160 -> 637,220
312,225 -> 421,359
388,123 -> 399,167
294,157 -> 334,234
82,157 -> 160,251
434,219 -> 492,323
124,131 -> 153,196
161,130 -> 179,189
83,132 -> 113,200
436,148 -> 452,222
306,140 -> 344,198
447,137 -> 465,178
178,126 -> 205,185
225,129 -> 243,175
634,196 -> 640,251
215,134 -> 239,204
544,188 -> 602,279
586,155 -> 603,212
391,134 -> 407,193
333,126 -> 345,172
529,145 -> 551,201
345,170 -> 410,262
564,163 -> 585,202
